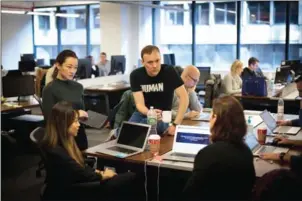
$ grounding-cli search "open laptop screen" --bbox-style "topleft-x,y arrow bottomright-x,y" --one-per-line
174,126 -> 210,154
244,133 -> 259,151
260,110 -> 277,132
117,122 -> 149,149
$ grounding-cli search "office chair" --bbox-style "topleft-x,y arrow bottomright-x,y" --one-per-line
204,74 -> 222,108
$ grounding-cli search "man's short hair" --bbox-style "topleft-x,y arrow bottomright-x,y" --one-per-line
248,57 -> 259,66
101,52 -> 106,56
141,45 -> 160,60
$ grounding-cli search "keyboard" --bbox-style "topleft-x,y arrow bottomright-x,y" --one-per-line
258,146 -> 275,154
107,146 -> 136,154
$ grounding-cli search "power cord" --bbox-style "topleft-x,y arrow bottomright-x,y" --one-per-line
144,159 -> 148,201
157,162 -> 161,201
144,157 -> 162,201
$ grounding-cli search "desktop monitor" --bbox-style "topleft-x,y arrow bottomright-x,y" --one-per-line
20,54 -> 35,61
76,58 -> 92,79
281,60 -> 302,76
50,59 -> 56,66
274,67 -> 292,84
2,75 -> 35,98
18,60 -> 36,72
36,59 -> 45,66
109,55 -> 126,75
281,60 -> 301,66
197,67 -> 211,86
163,53 -> 176,66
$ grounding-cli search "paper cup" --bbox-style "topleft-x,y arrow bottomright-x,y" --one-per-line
162,111 -> 172,123
148,134 -> 161,156
257,127 -> 267,145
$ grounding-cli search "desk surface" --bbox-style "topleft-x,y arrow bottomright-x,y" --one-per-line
85,82 -> 130,92
85,112 -> 301,177
1,98 -> 39,112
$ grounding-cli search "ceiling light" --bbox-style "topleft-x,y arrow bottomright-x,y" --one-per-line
26,11 -> 53,16
55,13 -> 80,18
1,10 -> 25,14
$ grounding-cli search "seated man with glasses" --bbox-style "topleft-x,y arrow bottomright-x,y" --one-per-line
172,65 -> 202,120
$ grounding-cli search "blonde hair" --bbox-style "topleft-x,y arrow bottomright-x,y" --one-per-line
42,101 -> 84,167
230,60 -> 243,76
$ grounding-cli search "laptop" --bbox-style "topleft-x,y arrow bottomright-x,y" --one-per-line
162,125 -> 211,163
244,133 -> 289,156
80,110 -> 108,129
260,110 -> 300,135
96,121 -> 151,158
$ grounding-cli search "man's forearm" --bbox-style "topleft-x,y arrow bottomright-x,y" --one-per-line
136,104 -> 149,116
174,96 -> 189,124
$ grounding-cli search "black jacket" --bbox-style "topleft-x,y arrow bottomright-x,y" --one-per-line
183,141 -> 256,200
241,67 -> 267,79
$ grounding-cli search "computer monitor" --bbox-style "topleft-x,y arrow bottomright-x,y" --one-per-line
2,75 -> 35,98
163,53 -> 176,66
274,67 -> 292,84
281,60 -> 302,75
50,59 -> 56,66
18,60 -> 36,72
197,67 -> 211,86
109,55 -> 126,75
20,54 -> 35,61
281,60 -> 301,66
76,58 -> 92,79
36,59 -> 45,66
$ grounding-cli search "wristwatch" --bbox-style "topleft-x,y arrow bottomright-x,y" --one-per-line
171,122 -> 178,127
279,152 -> 286,162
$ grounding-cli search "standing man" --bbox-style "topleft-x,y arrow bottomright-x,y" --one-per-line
130,45 -> 189,135
98,52 -> 111,76
241,57 -> 266,79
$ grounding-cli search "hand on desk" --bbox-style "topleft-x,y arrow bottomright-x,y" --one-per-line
187,111 -> 200,119
259,153 -> 280,161
276,120 -> 291,126
164,125 -> 176,136
96,168 -> 117,180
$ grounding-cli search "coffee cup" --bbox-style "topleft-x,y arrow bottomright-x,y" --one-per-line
257,127 -> 267,145
162,111 -> 172,123
148,134 -> 161,156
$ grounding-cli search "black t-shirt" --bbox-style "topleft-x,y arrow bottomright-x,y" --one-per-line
130,64 -> 183,110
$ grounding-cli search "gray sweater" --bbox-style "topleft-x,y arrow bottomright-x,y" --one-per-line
42,79 -> 85,120
172,90 -> 202,119
222,73 -> 242,95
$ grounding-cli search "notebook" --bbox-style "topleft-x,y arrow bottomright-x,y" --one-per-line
162,125 -> 210,163
260,110 -> 300,135
96,121 -> 151,158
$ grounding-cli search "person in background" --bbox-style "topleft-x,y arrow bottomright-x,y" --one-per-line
222,60 -> 243,95
260,74 -> 302,178
241,57 -> 267,79
42,50 -> 89,151
183,96 -> 255,200
172,65 -> 202,120
41,101 -> 136,201
86,55 -> 99,78
97,52 -> 111,76
129,45 -> 189,135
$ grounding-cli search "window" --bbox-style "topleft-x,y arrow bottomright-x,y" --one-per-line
165,4 -> 184,25
289,1 -> 302,60
247,1 -> 270,24
214,2 -> 236,24
60,5 -> 87,58
190,3 -> 209,25
33,7 -> 58,64
274,1 -> 299,24
38,16 -> 50,30
59,10 -> 67,30
89,4 -> 100,61
154,2 -> 192,66
241,1 -> 286,71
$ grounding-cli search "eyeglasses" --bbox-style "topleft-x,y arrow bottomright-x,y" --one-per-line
187,74 -> 199,83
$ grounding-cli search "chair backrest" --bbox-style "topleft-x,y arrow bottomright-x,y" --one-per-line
30,127 -> 45,145
204,74 -> 222,108
35,67 -> 48,97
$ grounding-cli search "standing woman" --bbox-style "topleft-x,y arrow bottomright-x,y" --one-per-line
42,50 -> 88,150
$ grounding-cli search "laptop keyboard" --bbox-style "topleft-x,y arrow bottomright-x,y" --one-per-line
258,146 -> 275,154
171,153 -> 195,158
107,146 -> 136,154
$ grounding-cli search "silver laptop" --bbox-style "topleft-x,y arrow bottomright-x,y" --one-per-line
260,110 -> 300,135
191,112 -> 210,121
245,133 -> 289,156
96,121 -> 151,158
162,125 -> 210,163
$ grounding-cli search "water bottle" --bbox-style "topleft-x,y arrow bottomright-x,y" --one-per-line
147,106 -> 158,135
277,98 -> 284,121
247,116 -> 253,134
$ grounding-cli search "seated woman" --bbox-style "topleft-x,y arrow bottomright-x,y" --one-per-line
183,96 -> 256,201
41,101 -> 136,201
222,60 -> 243,95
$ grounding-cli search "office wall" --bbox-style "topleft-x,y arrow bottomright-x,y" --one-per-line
1,13 -> 33,70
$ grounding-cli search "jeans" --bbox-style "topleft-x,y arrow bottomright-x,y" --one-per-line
128,111 -> 169,135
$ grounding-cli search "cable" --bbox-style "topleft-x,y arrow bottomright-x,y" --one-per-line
157,162 -> 161,201
144,159 -> 148,201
